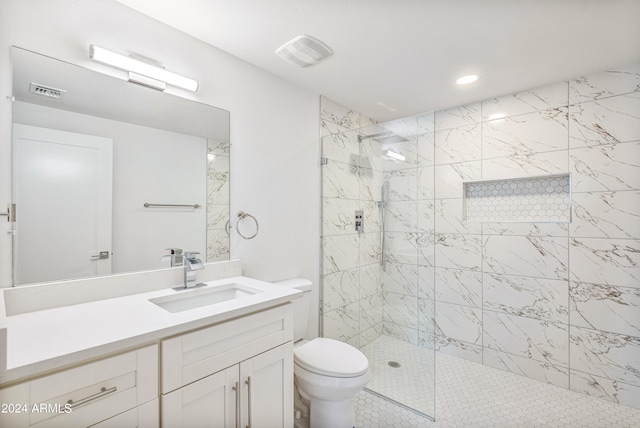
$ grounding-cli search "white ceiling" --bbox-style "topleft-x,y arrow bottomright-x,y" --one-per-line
114,0 -> 640,122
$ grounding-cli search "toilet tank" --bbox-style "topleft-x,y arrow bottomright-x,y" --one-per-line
274,278 -> 312,341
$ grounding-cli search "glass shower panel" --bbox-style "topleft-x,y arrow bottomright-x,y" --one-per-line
320,100 -> 436,420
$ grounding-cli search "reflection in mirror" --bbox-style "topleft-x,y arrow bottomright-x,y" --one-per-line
11,47 -> 230,286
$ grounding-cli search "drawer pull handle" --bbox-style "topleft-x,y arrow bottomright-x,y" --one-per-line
245,376 -> 252,428
232,381 -> 240,428
67,386 -> 117,409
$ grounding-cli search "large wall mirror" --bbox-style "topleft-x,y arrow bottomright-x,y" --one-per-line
11,47 -> 230,286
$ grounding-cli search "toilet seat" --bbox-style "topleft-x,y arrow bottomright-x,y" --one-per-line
294,338 -> 368,378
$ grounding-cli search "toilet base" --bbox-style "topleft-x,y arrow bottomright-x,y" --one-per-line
307,396 -> 355,428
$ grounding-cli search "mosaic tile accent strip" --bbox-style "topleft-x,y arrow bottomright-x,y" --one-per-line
463,173 -> 571,222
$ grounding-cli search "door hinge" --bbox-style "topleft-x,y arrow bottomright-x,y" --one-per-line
321,157 -> 328,165
1,203 -> 16,222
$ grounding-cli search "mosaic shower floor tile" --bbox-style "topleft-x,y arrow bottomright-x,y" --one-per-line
354,335 -> 640,427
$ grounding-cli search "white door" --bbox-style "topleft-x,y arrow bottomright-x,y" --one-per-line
13,124 -> 113,284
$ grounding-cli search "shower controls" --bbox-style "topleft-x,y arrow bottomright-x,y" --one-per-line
355,210 -> 364,234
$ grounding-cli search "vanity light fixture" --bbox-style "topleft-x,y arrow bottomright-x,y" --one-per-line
89,45 -> 198,92
276,34 -> 333,68
456,74 -> 479,85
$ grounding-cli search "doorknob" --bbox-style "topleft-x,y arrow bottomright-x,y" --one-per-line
90,251 -> 110,260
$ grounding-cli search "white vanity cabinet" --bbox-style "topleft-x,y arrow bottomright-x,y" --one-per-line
160,305 -> 294,427
0,345 -> 158,427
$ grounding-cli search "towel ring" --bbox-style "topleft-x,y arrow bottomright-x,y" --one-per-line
236,211 -> 259,240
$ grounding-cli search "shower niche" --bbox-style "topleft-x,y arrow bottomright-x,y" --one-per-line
462,173 -> 571,223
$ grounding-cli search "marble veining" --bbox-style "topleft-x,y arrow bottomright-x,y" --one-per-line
321,130 -> 359,164
570,141 -> 640,192
320,96 -> 361,130
359,232 -> 381,266
384,232 -> 419,265
434,124 -> 482,164
385,168 -> 419,201
322,159 -> 359,200
570,369 -> 640,410
423,332 -> 483,363
483,273 -> 568,324
483,108 -> 569,160
322,269 -> 360,312
417,132 -> 435,166
569,238 -> 640,288
569,63 -> 640,104
482,81 -> 569,120
359,263 -> 382,297
481,220 -> 569,237
417,112 -> 435,135
417,199 -> 435,234
383,262 -> 418,296
323,303 -> 360,342
435,268 -> 482,308
570,326 -> 640,387
360,292 -> 383,332
385,200 -> 418,232
435,102 -> 481,131
483,311 -> 569,367
435,233 -> 482,271
481,150 -> 569,179
322,234 -> 359,275
483,235 -> 569,280
434,161 -> 481,199
569,92 -> 640,148
418,297 -> 435,333
384,292 -> 419,329
435,301 -> 482,345
322,197 -> 358,236
571,191 -> 640,239
570,282 -> 640,337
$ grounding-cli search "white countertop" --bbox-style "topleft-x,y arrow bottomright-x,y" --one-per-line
1,276 -> 301,384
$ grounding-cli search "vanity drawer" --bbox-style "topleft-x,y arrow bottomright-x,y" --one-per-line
0,344 -> 158,428
161,304 -> 293,393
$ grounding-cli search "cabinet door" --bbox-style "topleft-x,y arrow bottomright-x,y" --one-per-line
89,399 -> 158,428
162,366 -> 238,428
240,342 -> 293,428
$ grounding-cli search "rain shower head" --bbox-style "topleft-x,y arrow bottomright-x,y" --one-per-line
357,131 -> 408,144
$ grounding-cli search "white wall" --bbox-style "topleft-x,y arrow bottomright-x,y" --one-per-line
0,0 -> 321,334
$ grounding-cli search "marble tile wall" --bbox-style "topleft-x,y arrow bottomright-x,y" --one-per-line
426,62 -> 640,409
320,96 -> 384,348
320,62 -> 640,410
206,139 -> 230,262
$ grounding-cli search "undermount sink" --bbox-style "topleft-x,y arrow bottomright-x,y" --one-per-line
149,283 -> 263,313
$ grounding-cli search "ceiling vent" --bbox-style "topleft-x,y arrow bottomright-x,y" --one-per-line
275,34 -> 333,68
29,83 -> 66,99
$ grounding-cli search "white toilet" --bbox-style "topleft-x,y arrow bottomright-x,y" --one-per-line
276,279 -> 370,428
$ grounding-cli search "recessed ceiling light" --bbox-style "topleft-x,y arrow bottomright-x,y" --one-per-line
456,74 -> 479,85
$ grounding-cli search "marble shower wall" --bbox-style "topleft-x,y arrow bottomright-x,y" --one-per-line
320,62 -> 639,409
424,63 -> 640,410
320,96 -> 384,348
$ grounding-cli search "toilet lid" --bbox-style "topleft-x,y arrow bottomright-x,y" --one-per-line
294,338 -> 369,378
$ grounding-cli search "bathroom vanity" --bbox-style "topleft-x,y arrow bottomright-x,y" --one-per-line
0,261 -> 299,427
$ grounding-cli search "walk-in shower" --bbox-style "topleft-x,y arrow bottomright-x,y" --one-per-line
321,116 -> 436,421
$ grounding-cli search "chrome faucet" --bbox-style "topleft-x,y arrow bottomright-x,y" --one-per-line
183,251 -> 204,288
161,248 -> 184,266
